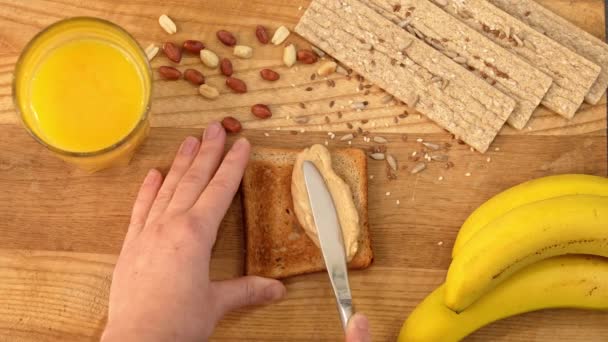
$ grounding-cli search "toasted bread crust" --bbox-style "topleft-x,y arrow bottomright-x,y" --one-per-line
242,147 -> 373,279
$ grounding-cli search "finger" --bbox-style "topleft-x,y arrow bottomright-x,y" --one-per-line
124,169 -> 163,244
146,136 -> 200,224
345,313 -> 371,342
191,138 -> 250,242
211,276 -> 286,316
168,122 -> 226,213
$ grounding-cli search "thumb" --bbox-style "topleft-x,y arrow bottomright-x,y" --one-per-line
212,276 -> 286,314
345,313 -> 371,342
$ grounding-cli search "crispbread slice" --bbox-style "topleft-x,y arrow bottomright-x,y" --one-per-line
430,0 -> 601,118
488,0 -> 608,105
362,0 -> 552,129
242,147 -> 373,279
295,0 -> 515,152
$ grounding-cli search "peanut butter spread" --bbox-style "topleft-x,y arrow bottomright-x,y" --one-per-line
291,144 -> 360,261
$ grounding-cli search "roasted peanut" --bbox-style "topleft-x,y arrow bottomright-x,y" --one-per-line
184,69 -> 205,85
158,66 -> 181,80
216,30 -> 236,46
220,58 -> 233,76
260,68 -> 280,81
255,25 -> 269,44
251,104 -> 272,119
225,77 -> 247,93
162,42 -> 182,63
182,40 -> 204,54
221,116 -> 242,133
297,49 -> 317,64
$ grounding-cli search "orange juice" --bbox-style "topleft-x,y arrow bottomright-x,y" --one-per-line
13,17 -> 151,172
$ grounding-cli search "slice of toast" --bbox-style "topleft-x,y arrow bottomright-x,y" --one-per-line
242,146 -> 373,279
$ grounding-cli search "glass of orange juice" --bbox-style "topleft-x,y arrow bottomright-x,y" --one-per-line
13,17 -> 152,172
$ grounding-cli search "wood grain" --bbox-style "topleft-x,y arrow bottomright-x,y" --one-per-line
0,0 -> 607,341
0,0 -> 605,136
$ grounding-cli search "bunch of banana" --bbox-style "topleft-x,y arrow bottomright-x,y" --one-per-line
399,174 -> 608,341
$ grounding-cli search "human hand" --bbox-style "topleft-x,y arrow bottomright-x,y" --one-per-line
346,313 -> 371,342
101,122 -> 286,342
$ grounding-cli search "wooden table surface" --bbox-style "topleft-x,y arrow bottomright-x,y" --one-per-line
0,0 -> 607,341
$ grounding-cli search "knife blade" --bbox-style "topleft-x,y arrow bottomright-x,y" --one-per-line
302,160 -> 354,330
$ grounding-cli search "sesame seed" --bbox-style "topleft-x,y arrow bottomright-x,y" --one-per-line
386,191 -> 391,196
495,147 -> 500,151
300,128 -> 305,133
437,241 -> 444,246
416,138 -> 424,142
264,132 -> 270,137
369,175 -> 374,180
348,141 -> 352,145
465,172 -> 472,177
438,176 -> 444,181
486,157 -> 492,162
396,200 -> 400,205
324,140 -> 328,146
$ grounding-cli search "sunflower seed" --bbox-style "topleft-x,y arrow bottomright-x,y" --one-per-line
512,33 -> 523,47
351,101 -> 367,110
411,162 -> 427,174
293,116 -> 309,124
340,133 -> 355,141
398,17 -> 412,28
452,56 -> 467,64
336,65 -> 348,75
381,94 -> 394,104
373,136 -> 388,144
430,154 -> 449,162
430,76 -> 442,85
369,153 -> 385,160
441,78 -> 450,89
386,154 -> 398,171
422,142 -> 441,150
444,50 -> 459,58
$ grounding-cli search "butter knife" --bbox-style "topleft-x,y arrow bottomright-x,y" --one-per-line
302,160 -> 354,330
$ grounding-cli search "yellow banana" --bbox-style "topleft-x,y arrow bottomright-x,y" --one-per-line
399,256 -> 608,342
445,195 -> 608,312
452,174 -> 608,257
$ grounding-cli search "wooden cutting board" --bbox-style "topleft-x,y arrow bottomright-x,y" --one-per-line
0,1 -> 606,341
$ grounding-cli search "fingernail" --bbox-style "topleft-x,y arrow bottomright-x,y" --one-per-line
263,282 -> 286,302
180,137 -> 199,155
203,122 -> 222,140
143,169 -> 159,185
232,137 -> 250,151
354,315 -> 369,332
353,314 -> 371,342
